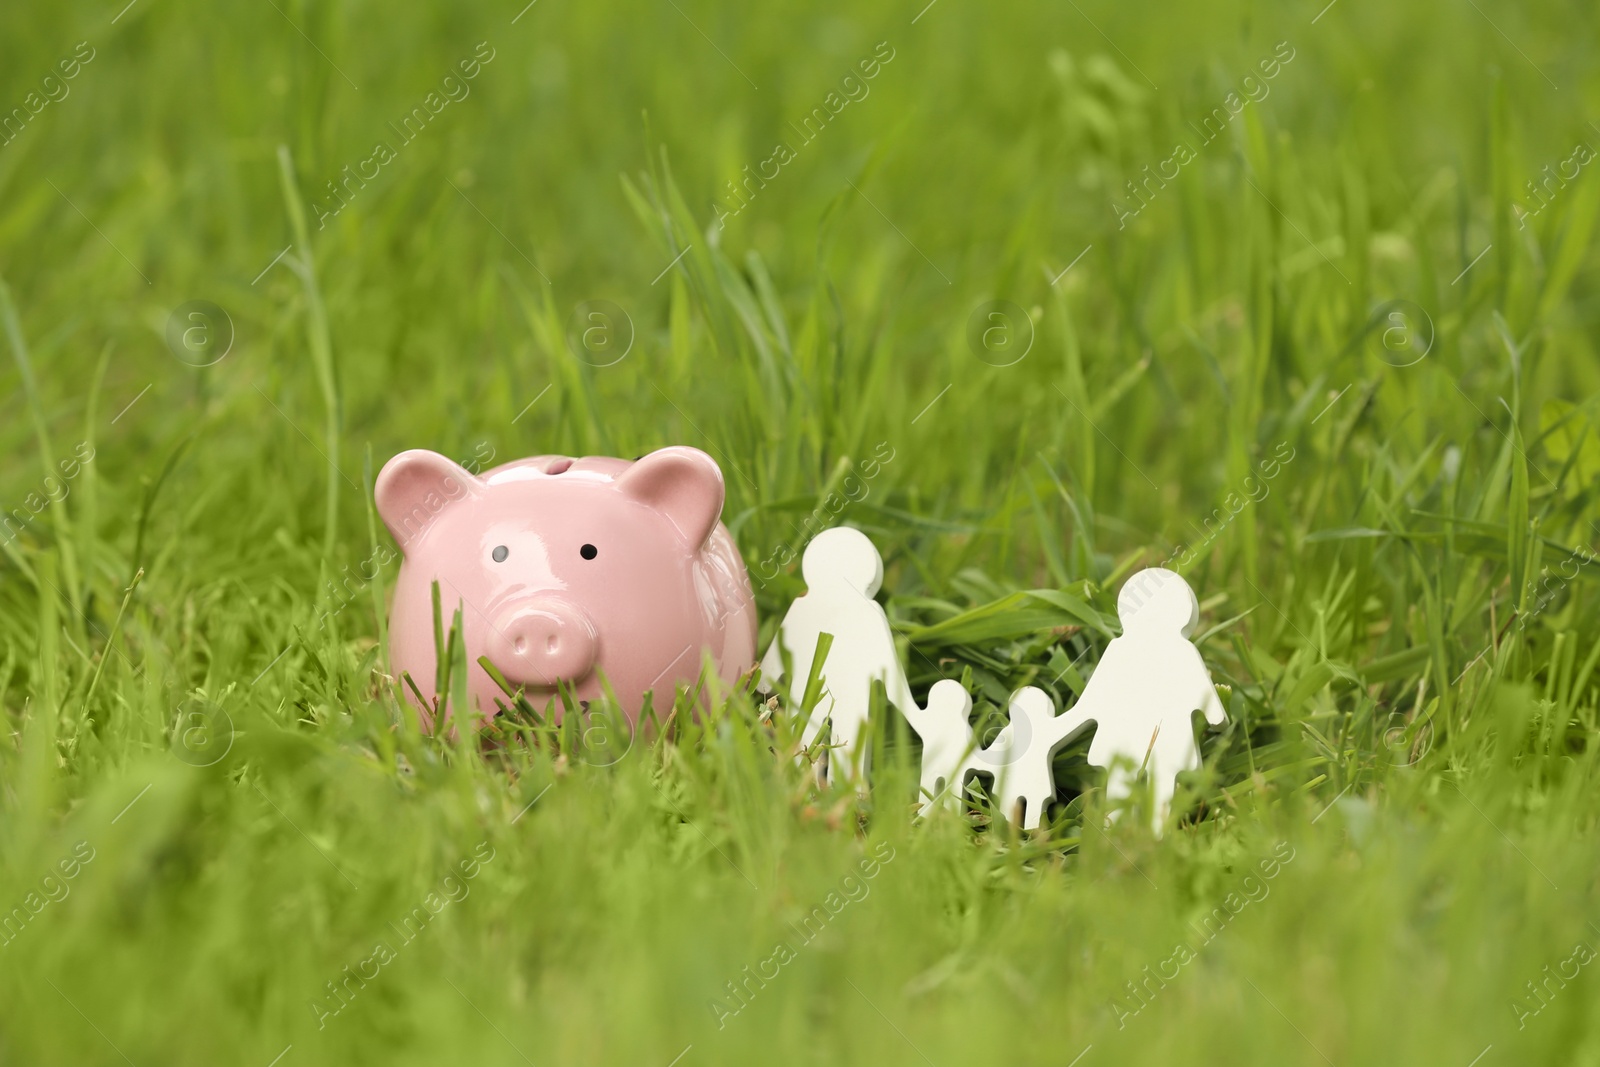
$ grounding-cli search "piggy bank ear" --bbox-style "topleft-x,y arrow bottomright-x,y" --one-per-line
375,449 -> 481,549
615,446 -> 725,547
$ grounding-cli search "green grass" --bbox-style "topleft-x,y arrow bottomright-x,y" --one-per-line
3,0 -> 1600,1062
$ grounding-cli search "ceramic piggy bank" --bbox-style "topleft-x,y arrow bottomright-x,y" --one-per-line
375,446 -> 757,728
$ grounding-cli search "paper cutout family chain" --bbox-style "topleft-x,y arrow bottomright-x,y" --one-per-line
758,527 -> 1227,834
370,447 -> 1224,833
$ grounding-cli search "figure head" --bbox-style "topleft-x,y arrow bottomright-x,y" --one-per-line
1116,567 -> 1199,637
801,526 -> 884,599
924,678 -> 973,721
1010,685 -> 1056,727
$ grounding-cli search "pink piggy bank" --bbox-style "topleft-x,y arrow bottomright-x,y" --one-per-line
375,446 -> 758,728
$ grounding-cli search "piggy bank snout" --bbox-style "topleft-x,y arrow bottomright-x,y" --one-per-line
485,600 -> 599,687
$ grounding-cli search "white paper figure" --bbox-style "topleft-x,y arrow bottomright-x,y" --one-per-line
759,527 -> 983,800
758,527 -> 917,785
1049,567 -> 1226,834
973,686 -> 1087,830
969,569 -> 1225,834
906,679 -> 978,815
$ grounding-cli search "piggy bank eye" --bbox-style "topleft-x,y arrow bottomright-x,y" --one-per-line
580,543 -> 598,560
492,545 -> 509,563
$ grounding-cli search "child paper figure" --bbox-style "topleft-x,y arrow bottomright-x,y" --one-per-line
908,679 -> 978,815
1049,567 -> 1226,834
758,527 -> 982,800
972,686 -> 1081,830
758,527 -> 918,786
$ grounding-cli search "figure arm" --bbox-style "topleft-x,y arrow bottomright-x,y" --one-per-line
1037,646 -> 1122,747
1039,699 -> 1099,747
1192,647 -> 1226,726
968,723 -> 1012,775
868,609 -> 920,721
879,657 -> 921,727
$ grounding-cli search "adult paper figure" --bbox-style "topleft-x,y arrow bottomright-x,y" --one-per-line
758,527 -> 980,802
1044,567 -> 1225,833
757,527 -> 915,785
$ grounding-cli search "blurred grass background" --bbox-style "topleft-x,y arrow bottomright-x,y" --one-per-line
3,0 -> 1600,1063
